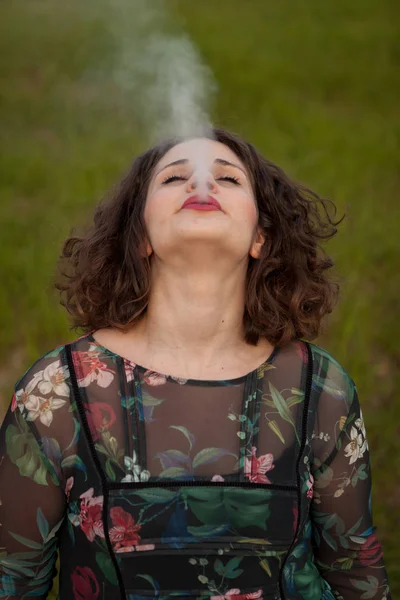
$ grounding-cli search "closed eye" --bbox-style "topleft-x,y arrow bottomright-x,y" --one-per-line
162,174 -> 240,185
162,175 -> 187,184
218,176 -> 240,184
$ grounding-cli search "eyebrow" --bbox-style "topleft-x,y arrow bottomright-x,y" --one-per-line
155,157 -> 247,176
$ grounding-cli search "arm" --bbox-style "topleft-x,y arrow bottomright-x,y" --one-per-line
0,396 -> 66,599
311,382 -> 391,599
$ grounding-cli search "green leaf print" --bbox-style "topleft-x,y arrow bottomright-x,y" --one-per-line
346,515 -> 363,536
260,558 -> 272,577
61,455 -> 88,481
312,375 -> 347,400
1,561 -> 35,578
293,556 -> 324,600
267,420 -> 285,444
225,556 -> 244,578
352,463 -> 368,486
1,550 -> 42,560
186,487 -> 224,525
225,488 -> 271,530
349,575 -> 379,599
105,458 -> 116,480
268,383 -> 300,444
192,448 -> 236,470
170,425 -> 195,450
155,449 -> 190,470
286,394 -> 304,408
214,556 -> 244,579
95,551 -> 118,585
141,391 -> 166,407
186,486 -> 271,531
65,418 -> 80,451
136,574 -> 159,592
322,529 -> 338,551
187,524 -> 228,537
8,533 -> 44,550
6,420 -> 49,485
314,465 -> 333,488
159,467 -> 189,478
134,488 -> 178,503
36,508 -> 49,541
214,558 -> 225,576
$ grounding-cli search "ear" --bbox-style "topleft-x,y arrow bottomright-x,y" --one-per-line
140,238 -> 153,258
146,240 -> 153,257
249,227 -> 265,259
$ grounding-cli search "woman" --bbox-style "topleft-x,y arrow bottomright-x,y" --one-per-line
0,129 -> 391,599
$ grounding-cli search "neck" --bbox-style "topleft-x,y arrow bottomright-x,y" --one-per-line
134,259 -> 250,368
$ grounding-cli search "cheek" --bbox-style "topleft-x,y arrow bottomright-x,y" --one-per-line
237,193 -> 258,226
144,190 -> 166,228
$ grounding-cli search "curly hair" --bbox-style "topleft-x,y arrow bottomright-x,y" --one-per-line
55,128 -> 345,346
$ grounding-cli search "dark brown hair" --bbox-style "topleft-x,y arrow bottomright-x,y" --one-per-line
56,128 -> 345,346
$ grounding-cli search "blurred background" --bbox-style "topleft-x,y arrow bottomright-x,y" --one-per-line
0,0 -> 399,595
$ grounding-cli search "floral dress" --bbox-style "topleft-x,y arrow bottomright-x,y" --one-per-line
0,332 -> 391,599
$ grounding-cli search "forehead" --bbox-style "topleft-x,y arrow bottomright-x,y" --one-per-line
156,138 -> 245,171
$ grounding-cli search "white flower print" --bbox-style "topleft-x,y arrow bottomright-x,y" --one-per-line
354,409 -> 369,451
121,450 -> 150,483
15,371 -> 44,410
344,426 -> 368,465
143,370 -> 167,386
65,476 -> 74,501
170,376 -> 188,385
37,360 -> 70,397
23,394 -> 67,427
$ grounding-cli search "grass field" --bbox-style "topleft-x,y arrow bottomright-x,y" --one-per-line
0,0 -> 399,595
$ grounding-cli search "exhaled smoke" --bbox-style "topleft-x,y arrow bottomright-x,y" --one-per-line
97,0 -> 217,143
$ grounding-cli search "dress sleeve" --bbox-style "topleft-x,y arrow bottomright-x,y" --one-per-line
0,351 -> 73,599
310,357 -> 391,599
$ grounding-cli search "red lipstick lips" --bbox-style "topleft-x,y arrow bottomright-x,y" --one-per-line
181,195 -> 222,211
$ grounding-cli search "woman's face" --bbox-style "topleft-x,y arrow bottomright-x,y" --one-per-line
144,138 -> 264,261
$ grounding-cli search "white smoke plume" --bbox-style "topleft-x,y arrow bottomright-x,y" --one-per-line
97,0 -> 217,143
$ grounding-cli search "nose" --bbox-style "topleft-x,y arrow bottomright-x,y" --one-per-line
186,172 -> 218,194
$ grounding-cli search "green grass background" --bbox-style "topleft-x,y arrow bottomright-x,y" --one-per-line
0,0 -> 399,596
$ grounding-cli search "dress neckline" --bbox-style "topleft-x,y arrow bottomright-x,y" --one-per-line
86,332 -> 280,387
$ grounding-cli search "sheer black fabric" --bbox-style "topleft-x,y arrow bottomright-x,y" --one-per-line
0,333 -> 390,599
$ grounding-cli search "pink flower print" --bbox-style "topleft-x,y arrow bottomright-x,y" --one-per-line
143,370 -> 167,386
294,341 -> 309,363
71,565 -> 100,600
79,488 -> 104,542
11,393 -> 17,412
84,402 -> 116,441
135,544 -> 156,551
306,473 -> 314,499
359,532 -> 384,566
211,475 -> 225,482
211,589 -> 263,600
124,359 -> 136,382
244,447 -> 274,484
109,506 -> 142,552
72,350 -> 115,388
211,589 -> 241,600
